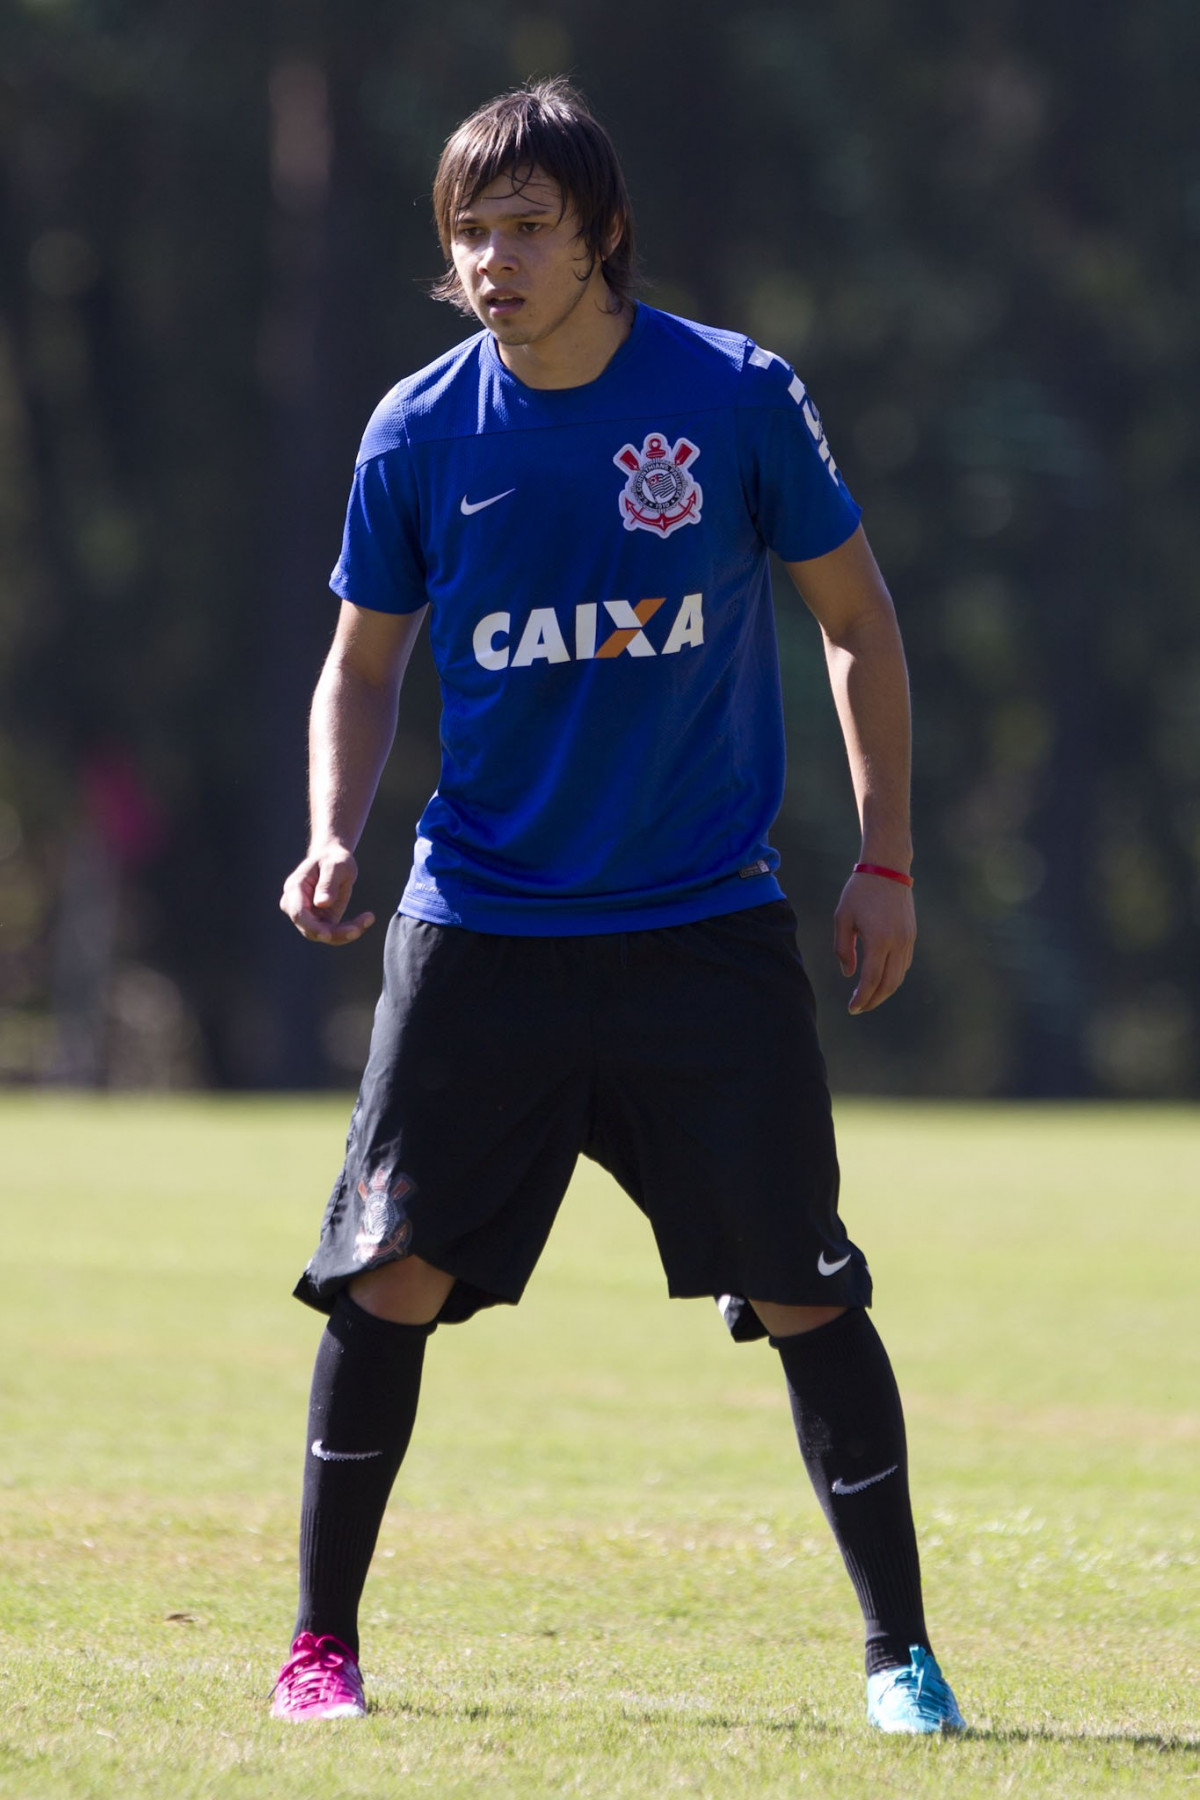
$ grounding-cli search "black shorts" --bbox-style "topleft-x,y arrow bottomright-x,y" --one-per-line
294,902 -> 872,1342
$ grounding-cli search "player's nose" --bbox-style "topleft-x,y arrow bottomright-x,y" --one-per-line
477,232 -> 517,272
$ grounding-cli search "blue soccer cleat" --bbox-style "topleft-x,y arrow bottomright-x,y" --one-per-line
866,1645 -> 966,1734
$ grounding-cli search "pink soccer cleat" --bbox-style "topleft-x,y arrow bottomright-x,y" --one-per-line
270,1631 -> 367,1721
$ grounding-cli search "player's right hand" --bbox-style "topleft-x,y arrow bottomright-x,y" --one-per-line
280,844 -> 376,946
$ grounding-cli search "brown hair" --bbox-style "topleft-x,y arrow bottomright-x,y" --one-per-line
430,78 -> 636,315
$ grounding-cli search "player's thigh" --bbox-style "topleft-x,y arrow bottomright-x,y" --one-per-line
588,903 -> 868,1310
599,902 -> 837,1181
297,915 -> 591,1315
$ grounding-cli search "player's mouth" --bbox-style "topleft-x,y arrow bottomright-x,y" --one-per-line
482,291 -> 525,318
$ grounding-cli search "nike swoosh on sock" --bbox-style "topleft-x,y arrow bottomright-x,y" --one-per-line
310,1439 -> 384,1463
831,1463 -> 899,1496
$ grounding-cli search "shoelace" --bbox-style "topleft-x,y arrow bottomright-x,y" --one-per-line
905,1650 -> 952,1721
272,1635 -> 362,1706
914,1650 -> 930,1707
880,1651 -> 939,1709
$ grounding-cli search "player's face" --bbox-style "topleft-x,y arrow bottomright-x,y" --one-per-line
450,168 -> 609,353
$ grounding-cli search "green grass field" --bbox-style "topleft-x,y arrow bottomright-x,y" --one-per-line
1,1096 -> 1196,1799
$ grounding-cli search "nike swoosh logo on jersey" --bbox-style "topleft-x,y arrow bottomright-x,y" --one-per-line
460,488 -> 516,515
817,1250 -> 852,1276
310,1439 -> 384,1462
832,1464 -> 899,1496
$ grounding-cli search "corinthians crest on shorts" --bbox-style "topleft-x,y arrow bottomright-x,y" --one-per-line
613,432 -> 703,538
353,1166 -> 416,1265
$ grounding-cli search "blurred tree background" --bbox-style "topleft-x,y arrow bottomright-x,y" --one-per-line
1,0 -> 1197,1096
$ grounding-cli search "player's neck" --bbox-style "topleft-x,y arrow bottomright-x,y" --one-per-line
494,286 -> 634,391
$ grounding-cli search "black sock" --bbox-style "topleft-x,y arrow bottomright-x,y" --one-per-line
771,1307 -> 928,1676
294,1292 -> 434,1656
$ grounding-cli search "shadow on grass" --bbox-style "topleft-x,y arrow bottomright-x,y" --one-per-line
379,1692 -> 1194,1749
389,1697 -> 842,1735
388,1700 -> 1200,1756
963,1727 -> 1200,1754
619,1710 -> 841,1736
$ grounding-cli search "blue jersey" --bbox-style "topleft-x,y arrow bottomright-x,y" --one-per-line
331,304 -> 861,935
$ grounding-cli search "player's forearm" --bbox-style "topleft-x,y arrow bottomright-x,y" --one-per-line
823,606 -> 913,872
307,656 -> 400,854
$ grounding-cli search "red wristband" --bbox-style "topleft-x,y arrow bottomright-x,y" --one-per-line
853,862 -> 914,888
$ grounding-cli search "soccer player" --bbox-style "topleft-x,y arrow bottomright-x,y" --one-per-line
272,78 -> 965,1735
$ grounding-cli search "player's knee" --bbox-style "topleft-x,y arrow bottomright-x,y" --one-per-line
749,1299 -> 848,1339
348,1254 -> 455,1325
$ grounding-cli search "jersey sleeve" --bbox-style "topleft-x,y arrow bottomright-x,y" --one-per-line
736,343 -> 862,561
329,441 -> 428,616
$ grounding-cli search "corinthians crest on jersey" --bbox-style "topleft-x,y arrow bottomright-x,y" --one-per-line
613,432 -> 702,538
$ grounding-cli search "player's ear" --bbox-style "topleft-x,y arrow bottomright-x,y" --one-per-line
603,214 -> 623,259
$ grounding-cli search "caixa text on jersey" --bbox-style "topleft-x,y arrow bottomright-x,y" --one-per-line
472,593 -> 704,670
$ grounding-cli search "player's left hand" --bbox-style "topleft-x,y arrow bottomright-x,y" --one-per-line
833,871 -> 916,1014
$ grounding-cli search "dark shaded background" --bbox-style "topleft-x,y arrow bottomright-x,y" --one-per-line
1,0 -> 1197,1096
